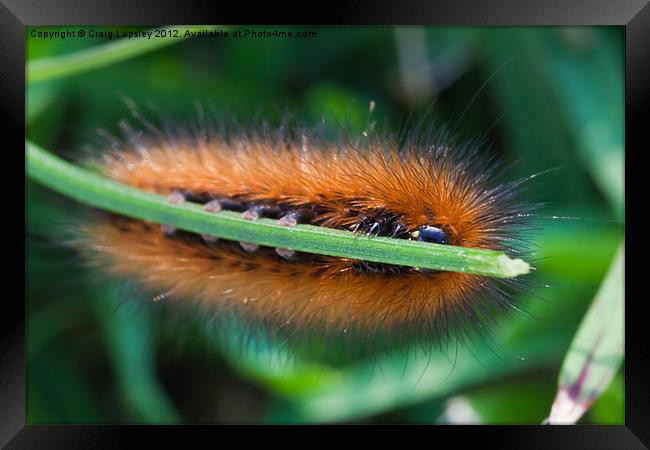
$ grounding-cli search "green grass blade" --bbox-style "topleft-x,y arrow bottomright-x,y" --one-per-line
27,25 -> 209,83
26,141 -> 530,278
541,30 -> 624,219
260,330 -> 568,423
546,243 -> 624,424
93,286 -> 180,423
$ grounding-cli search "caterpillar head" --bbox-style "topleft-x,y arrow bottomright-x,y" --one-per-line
411,226 -> 447,244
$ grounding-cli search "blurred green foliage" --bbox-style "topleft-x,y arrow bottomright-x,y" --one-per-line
26,26 -> 623,424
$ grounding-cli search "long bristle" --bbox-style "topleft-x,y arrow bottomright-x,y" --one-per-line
74,116 -> 537,345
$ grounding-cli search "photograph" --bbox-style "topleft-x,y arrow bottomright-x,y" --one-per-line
25,25 -> 624,425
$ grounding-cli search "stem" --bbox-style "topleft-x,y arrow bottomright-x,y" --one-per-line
26,141 -> 530,278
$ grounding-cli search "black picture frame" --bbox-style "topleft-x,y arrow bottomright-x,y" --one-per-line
7,0 -> 647,447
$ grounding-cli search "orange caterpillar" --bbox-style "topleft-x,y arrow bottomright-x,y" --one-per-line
77,119 -> 535,342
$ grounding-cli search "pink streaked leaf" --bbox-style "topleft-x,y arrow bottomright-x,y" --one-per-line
546,244 -> 624,424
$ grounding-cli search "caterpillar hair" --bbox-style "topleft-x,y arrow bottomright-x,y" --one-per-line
70,106 -> 540,348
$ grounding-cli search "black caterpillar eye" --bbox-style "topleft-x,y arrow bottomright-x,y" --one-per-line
417,226 -> 447,244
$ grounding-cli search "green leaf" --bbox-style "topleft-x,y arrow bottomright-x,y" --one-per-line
93,287 -> 180,423
546,243 -> 624,424
262,330 -> 568,423
542,28 -> 624,219
26,140 -> 529,278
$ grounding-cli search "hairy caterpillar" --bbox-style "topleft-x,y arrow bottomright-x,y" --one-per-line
73,110 -> 537,345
